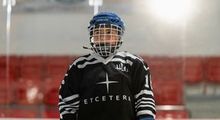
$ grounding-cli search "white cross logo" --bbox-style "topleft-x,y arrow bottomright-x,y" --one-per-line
97,73 -> 118,93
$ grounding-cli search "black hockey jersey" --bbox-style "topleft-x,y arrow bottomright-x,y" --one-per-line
59,51 -> 156,120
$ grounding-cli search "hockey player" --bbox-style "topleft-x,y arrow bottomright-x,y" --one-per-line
58,12 -> 156,120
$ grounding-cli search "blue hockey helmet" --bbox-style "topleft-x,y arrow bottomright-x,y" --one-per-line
88,12 -> 125,31
88,12 -> 125,58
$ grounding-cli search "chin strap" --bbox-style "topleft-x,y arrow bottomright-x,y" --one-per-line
83,46 -> 93,50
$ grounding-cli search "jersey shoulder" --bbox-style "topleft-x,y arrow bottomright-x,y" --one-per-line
68,53 -> 94,69
116,51 -> 145,62
73,54 -> 91,64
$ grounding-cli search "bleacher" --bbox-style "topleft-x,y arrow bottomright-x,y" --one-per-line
0,56 -> 74,118
0,55 -> 220,119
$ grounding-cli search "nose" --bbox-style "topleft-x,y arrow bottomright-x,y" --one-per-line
100,34 -> 111,40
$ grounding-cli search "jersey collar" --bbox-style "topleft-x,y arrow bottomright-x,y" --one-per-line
91,52 -> 116,64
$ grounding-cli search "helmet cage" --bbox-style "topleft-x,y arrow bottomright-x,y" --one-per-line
89,23 -> 123,57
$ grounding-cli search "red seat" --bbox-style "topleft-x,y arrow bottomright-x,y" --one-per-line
0,81 -> 14,104
145,56 -> 183,81
44,56 -> 72,89
45,56 -> 72,79
14,79 -> 43,105
43,87 -> 59,105
43,56 -> 72,105
43,79 -> 60,105
153,80 -> 184,105
0,56 -> 18,104
43,106 -> 60,118
182,57 -> 204,84
7,109 -> 38,118
156,110 -> 189,119
0,56 -> 6,79
20,56 -> 45,81
0,108 -> 8,117
45,56 -> 72,67
0,56 -> 20,82
205,57 -> 220,83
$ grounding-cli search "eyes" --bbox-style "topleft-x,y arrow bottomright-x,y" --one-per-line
94,28 -> 118,35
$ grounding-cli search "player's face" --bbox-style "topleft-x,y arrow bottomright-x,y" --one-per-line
93,27 -> 120,45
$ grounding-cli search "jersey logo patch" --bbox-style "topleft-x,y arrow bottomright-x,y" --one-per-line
115,63 -> 128,72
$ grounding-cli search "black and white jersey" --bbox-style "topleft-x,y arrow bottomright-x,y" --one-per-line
59,51 -> 156,120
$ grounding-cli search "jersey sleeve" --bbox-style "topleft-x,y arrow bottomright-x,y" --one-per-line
58,64 -> 80,120
132,58 -> 156,119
